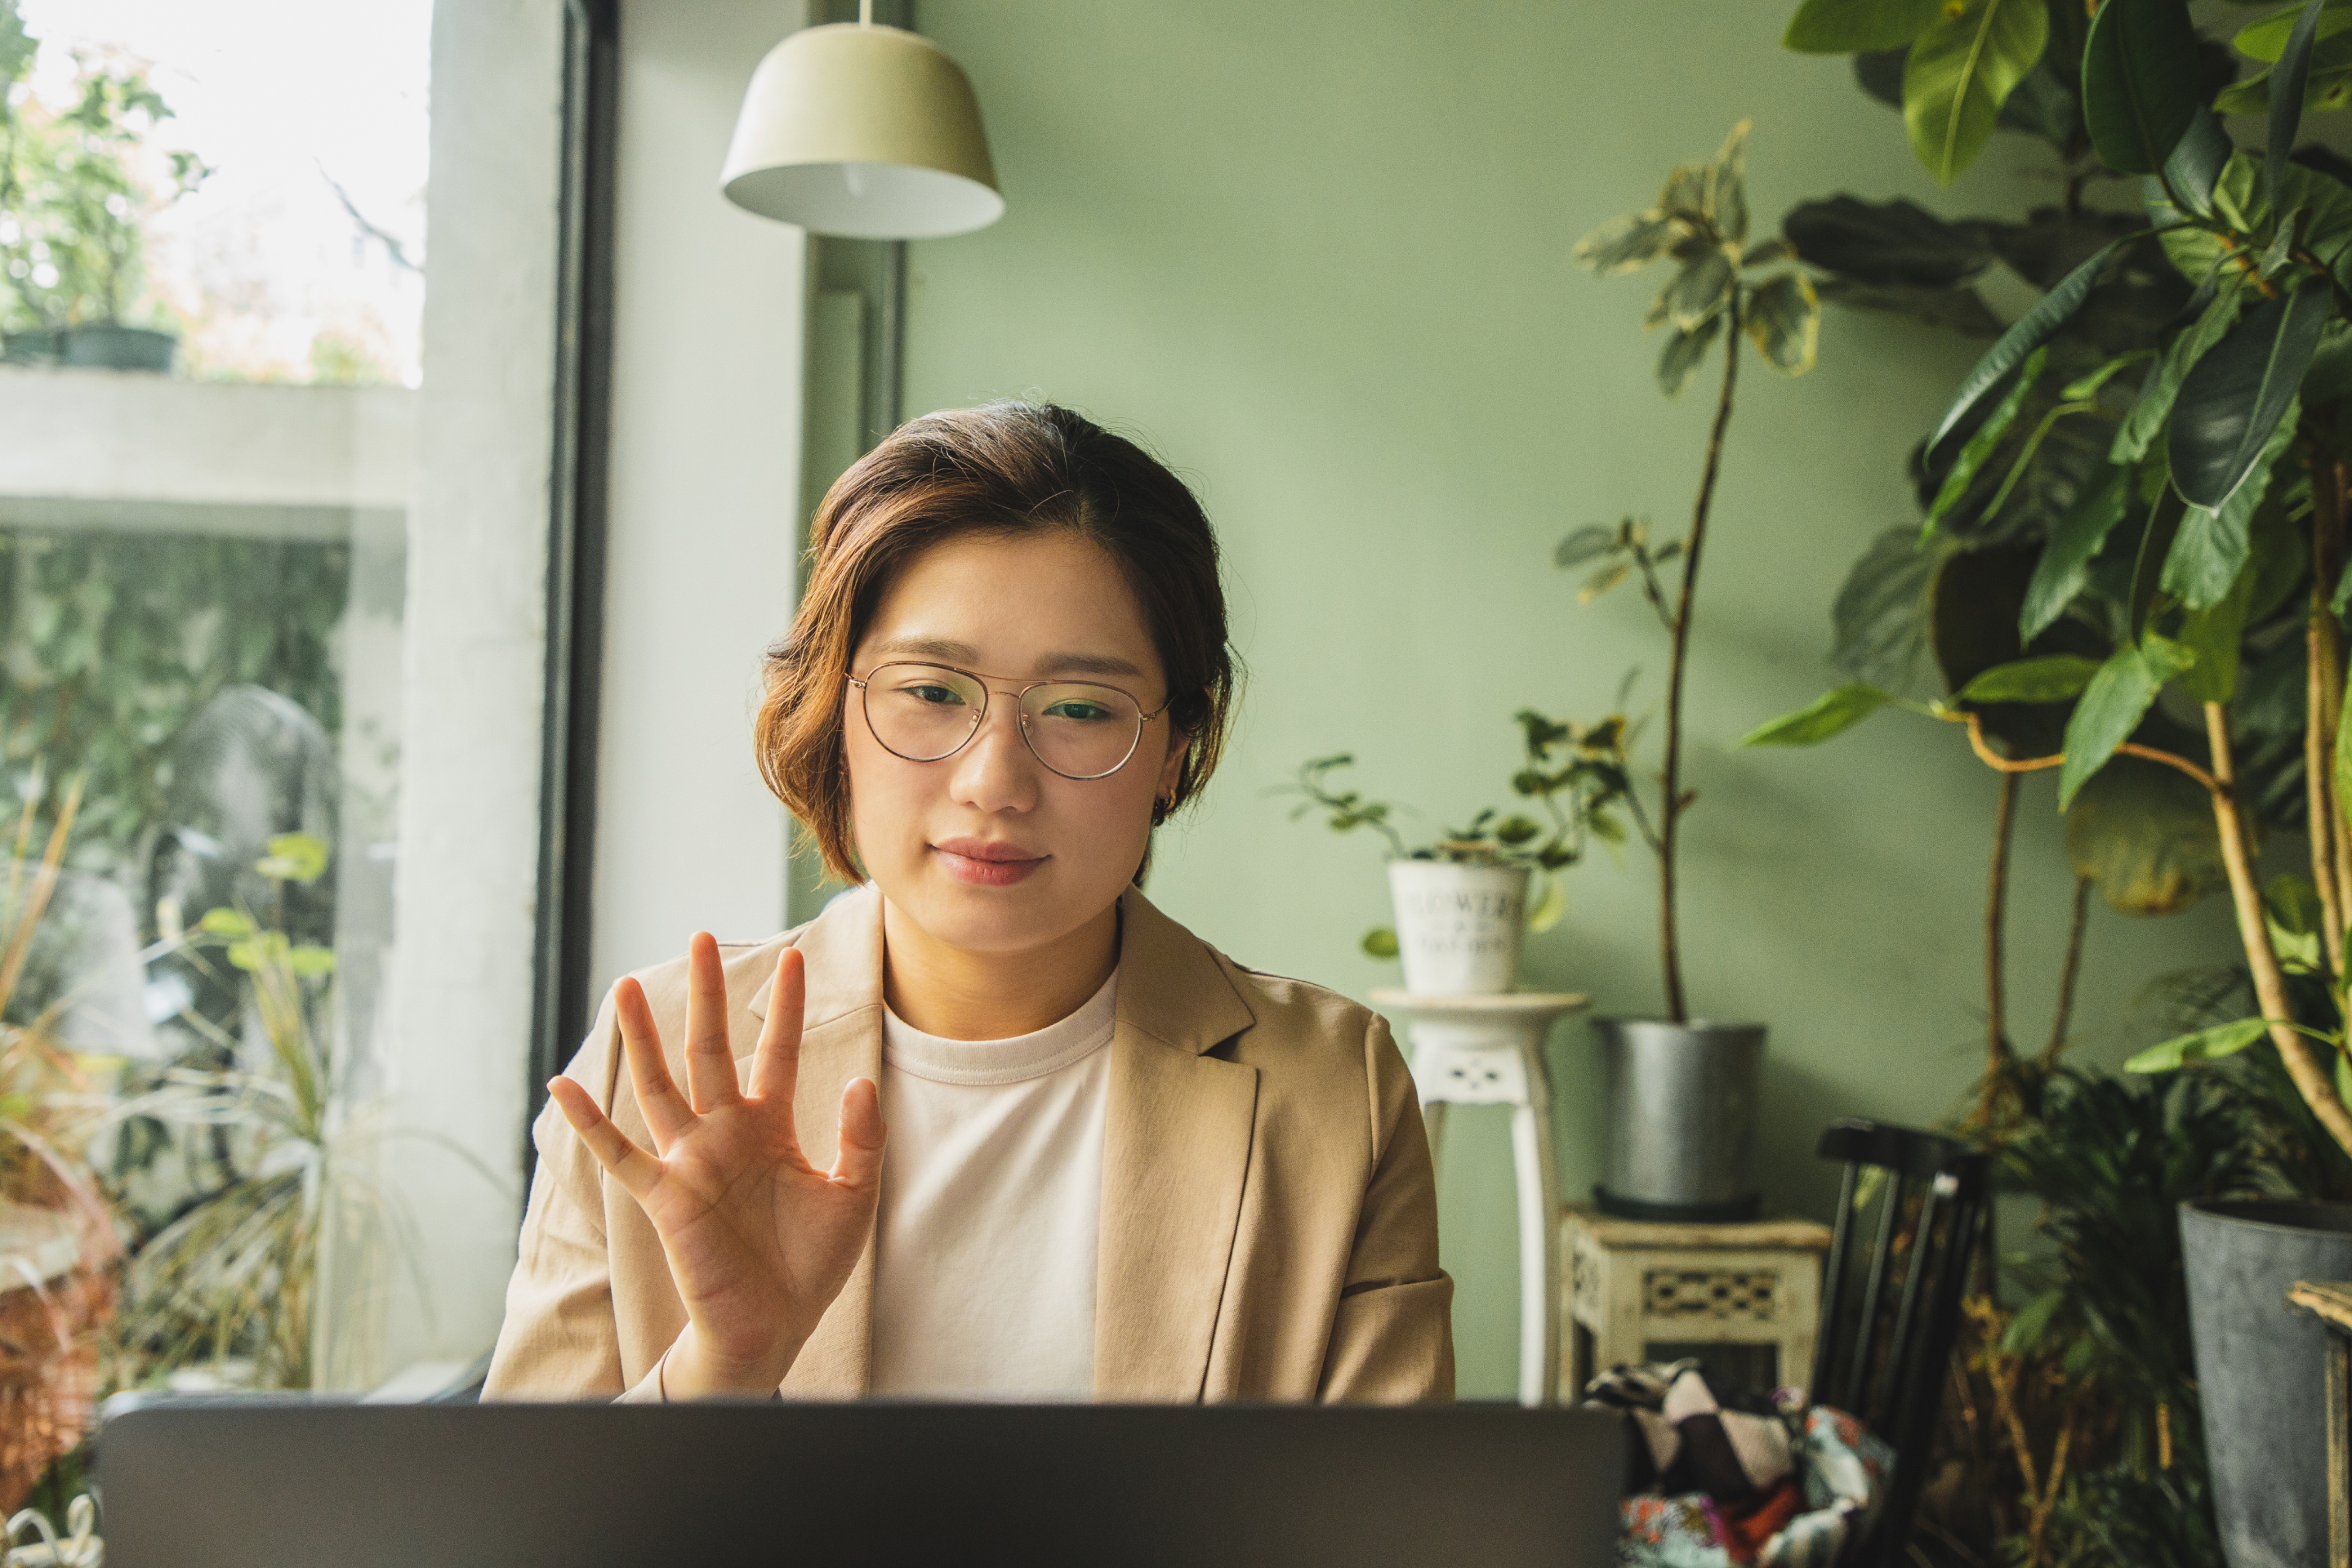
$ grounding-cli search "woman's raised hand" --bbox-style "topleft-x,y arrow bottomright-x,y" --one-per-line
546,934 -> 885,1398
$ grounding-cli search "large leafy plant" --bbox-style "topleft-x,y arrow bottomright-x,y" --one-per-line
1547,122 -> 1822,1022
1756,0 -> 2352,1163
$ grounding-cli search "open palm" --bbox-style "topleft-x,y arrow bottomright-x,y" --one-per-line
547,935 -> 884,1396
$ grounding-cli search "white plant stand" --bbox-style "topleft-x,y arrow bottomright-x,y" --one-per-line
1373,989 -> 1588,1407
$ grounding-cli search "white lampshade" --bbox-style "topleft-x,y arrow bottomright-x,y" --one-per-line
720,21 -> 1003,240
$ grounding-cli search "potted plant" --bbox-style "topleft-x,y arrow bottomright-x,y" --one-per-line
1753,2 -> 2352,1560
0,775 -> 121,1514
0,0 -> 205,372
1536,122 -> 1821,1220
1282,708 -> 1635,994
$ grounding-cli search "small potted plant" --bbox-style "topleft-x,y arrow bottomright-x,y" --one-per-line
0,3 -> 206,372
1282,709 -> 1636,994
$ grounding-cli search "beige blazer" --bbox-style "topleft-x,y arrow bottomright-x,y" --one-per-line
483,884 -> 1454,1403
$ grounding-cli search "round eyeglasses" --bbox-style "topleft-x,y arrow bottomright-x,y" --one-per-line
848,662 -> 1168,782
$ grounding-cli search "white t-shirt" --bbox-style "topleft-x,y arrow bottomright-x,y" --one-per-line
867,970 -> 1116,1398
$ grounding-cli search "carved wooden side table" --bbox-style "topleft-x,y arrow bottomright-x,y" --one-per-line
2288,1278 -> 2352,1566
1560,1204 -> 1833,1403
1373,989 -> 1588,1408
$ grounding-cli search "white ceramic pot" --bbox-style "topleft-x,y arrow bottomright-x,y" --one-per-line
1387,860 -> 1529,995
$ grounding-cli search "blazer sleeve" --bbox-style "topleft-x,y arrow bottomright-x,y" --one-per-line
1317,1013 -> 1456,1403
482,986 -> 666,1402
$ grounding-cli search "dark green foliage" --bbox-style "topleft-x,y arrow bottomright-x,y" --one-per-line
0,528 -> 350,877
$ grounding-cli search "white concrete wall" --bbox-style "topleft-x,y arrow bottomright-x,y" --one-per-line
0,369 -> 413,507
586,0 -> 808,1005
372,0 -> 568,1383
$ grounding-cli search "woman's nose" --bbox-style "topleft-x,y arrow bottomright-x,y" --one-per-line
947,693 -> 1040,812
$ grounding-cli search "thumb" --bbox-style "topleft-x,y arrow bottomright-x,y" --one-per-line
829,1076 -> 886,1193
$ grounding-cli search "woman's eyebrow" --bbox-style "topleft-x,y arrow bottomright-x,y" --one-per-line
867,636 -> 1144,680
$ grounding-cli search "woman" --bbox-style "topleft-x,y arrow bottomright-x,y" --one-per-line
484,403 -> 1452,1403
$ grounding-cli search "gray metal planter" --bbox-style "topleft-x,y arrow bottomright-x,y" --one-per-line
1590,1018 -> 1763,1223
2180,1199 -> 2352,1568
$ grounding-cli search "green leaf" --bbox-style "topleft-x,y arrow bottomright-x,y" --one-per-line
1572,209 -> 1686,274
2114,280 -> 2248,466
256,831 -> 330,884
1744,271 -> 1820,374
1959,654 -> 2104,703
1710,122 -> 1750,245
197,906 -> 255,937
2305,319 -> 2352,405
2058,637 -> 2197,808
2163,403 -> 2298,611
2020,464 -> 2131,642
2164,109 -> 2237,220
1780,194 -> 1997,287
2170,282 -> 2330,510
2068,755 -> 2226,915
1740,684 -> 1894,746
1361,928 -> 1399,960
1904,0 -> 2051,185
2234,0 -> 2352,62
1927,346 -> 2049,532
2213,62 -> 2352,115
2123,1018 -> 2271,1072
1555,524 -> 1619,567
2081,0 -> 2203,174
287,944 -> 337,978
1783,0 -> 1945,53
1658,313 -> 1724,396
2271,1 -> 2332,206
2129,488 -> 2188,642
2332,652 -> 2352,841
2175,567 -> 2255,702
1526,873 -> 1568,935
1929,241 -> 2123,460
1664,249 -> 1736,332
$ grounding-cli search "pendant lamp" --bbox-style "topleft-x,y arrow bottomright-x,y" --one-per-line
719,1 -> 1003,240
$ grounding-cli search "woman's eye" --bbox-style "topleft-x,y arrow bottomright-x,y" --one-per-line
904,684 -> 965,706
1045,701 -> 1113,723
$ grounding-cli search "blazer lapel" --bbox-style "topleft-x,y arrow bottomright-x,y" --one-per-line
742,885 -> 884,1398
1094,889 -> 1260,1400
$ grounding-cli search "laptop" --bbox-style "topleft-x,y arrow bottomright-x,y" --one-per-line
96,1399 -> 1624,1566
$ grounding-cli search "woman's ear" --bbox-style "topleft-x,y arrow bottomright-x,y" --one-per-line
1154,731 -> 1191,817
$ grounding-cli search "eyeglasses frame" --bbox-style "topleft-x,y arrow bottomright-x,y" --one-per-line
845,661 -> 1171,782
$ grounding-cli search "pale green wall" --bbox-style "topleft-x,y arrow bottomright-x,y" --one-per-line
901,0 -> 2242,1398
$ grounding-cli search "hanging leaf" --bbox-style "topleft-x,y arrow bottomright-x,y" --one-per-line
1554,523 -> 1619,566
1361,928 -> 1400,960
1663,249 -> 1737,332
1815,278 -> 2008,337
2080,0 -> 2203,174
1745,272 -> 1821,373
2170,282 -> 2330,510
1526,873 -> 1568,934
2163,403 -> 2299,609
1958,653 -> 2105,704
1833,526 -> 1956,695
2164,108 -> 2237,218
1783,0 -> 1946,53
2233,0 -> 2352,63
1927,346 -> 2050,533
1904,0 -> 2052,185
1929,239 -> 2124,461
1710,121 -> 1751,245
1572,210 -> 1688,274
1740,684 -> 1895,746
2270,0 -> 2332,206
2114,280 -> 2247,465
2067,755 -> 2227,916
1782,195 -> 1998,286
1658,312 -> 1724,395
2058,635 -> 2197,808
2175,568 -> 2256,702
2020,463 -> 2132,642
2123,1018 -> 2271,1072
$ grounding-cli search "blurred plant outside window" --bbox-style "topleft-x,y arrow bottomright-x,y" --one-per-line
0,0 -> 439,1480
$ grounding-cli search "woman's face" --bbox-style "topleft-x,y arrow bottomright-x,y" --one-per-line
844,530 -> 1187,958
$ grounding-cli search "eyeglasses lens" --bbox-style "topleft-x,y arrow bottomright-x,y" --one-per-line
862,663 -> 1142,778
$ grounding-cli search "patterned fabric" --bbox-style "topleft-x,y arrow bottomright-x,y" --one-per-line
1584,1362 -> 1894,1568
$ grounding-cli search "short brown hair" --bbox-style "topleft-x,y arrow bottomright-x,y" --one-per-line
756,402 -> 1239,885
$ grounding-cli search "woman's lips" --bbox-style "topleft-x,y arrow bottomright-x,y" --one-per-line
931,838 -> 1047,887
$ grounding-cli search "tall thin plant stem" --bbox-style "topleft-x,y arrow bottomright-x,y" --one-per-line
1659,290 -> 1742,1023
2044,875 -> 2091,1063
1985,770 -> 2018,1074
